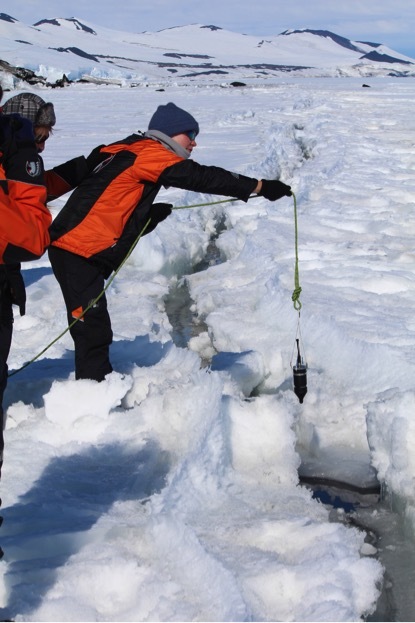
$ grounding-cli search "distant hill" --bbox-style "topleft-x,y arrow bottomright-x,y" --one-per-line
0,14 -> 414,88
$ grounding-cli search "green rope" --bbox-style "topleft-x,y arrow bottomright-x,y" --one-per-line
291,191 -> 302,311
9,191 -> 301,377
173,197 -> 240,210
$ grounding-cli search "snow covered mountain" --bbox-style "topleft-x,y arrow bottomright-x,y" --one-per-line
0,12 -> 414,87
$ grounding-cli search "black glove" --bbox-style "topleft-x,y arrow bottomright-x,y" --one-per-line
144,203 -> 173,235
259,179 -> 292,201
5,263 -> 26,316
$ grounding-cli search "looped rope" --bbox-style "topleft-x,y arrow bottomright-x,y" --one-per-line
291,191 -> 302,311
292,285 -> 302,310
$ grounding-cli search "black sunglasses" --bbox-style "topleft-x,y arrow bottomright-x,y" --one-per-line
185,130 -> 197,141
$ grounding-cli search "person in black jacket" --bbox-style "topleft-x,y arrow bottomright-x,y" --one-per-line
0,86 -> 48,486
48,102 -> 292,382
0,91 -> 95,479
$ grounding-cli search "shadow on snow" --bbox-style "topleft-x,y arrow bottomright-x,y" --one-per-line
21,266 -> 53,288
6,335 -> 173,410
0,440 -> 170,619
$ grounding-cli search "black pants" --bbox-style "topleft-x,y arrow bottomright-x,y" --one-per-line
0,268 -> 14,474
48,246 -> 113,382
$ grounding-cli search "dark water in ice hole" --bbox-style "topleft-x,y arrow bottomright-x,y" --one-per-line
301,479 -> 415,622
163,226 -> 415,623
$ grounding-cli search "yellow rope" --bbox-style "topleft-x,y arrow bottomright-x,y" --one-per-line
291,191 -> 302,311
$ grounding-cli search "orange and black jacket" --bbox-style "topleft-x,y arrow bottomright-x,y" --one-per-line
50,133 -> 258,272
0,115 -> 50,264
0,113 -> 90,264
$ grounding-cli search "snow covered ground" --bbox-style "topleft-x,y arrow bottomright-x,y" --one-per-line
1,76 -> 414,621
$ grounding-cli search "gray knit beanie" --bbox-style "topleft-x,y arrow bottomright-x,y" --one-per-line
148,102 -> 199,137
2,92 -> 56,128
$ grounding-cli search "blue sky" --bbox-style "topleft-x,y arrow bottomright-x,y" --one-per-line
7,0 -> 415,57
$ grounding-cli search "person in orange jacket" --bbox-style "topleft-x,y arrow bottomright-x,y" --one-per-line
0,86 -> 49,484
0,90 -> 94,479
48,102 -> 292,383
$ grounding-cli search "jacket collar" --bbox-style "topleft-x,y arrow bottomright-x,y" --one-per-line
144,129 -> 190,160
